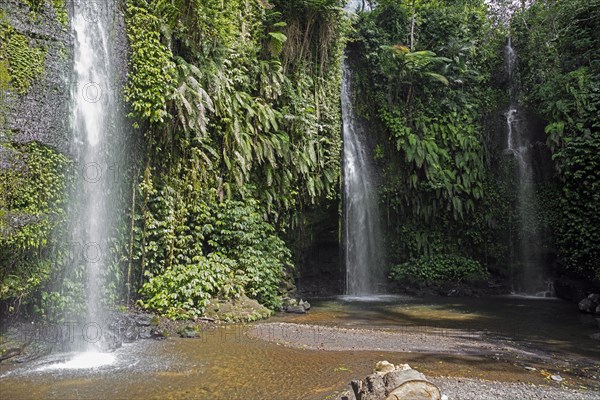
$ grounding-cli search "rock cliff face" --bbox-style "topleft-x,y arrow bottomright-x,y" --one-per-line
1,0 -> 130,151
0,0 -> 131,308
1,0 -> 72,150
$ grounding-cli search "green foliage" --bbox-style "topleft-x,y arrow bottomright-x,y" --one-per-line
51,0 -> 68,27
352,0 -> 505,268
0,16 -> 47,94
552,136 -> 600,280
0,143 -> 69,303
118,0 -> 348,320
124,0 -> 176,126
21,0 -> 45,13
137,181 -> 292,319
389,254 -> 488,285
512,0 -> 600,280
123,0 -> 345,217
512,0 -> 599,153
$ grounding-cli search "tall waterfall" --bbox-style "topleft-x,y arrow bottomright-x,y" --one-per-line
504,38 -> 548,296
69,0 -> 116,338
341,60 -> 384,296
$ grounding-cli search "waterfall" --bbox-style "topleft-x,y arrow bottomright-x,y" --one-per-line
68,0 -> 117,344
341,59 -> 384,296
504,38 -> 549,296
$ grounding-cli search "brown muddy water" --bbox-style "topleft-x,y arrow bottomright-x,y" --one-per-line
0,296 -> 598,399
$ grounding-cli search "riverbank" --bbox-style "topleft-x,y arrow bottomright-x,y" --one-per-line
2,295 -> 599,399
250,322 -> 599,394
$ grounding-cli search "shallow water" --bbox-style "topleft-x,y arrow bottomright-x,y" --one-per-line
273,295 -> 600,360
1,296 -> 598,399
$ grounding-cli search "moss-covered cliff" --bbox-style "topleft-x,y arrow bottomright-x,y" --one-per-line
0,0 -> 71,310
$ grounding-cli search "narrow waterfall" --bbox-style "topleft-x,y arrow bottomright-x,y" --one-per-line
341,59 -> 384,296
504,38 -> 548,296
69,0 -> 116,342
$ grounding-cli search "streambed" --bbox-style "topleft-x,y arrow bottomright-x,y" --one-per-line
1,296 -> 598,399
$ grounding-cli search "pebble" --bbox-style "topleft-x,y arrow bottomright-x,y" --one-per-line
551,374 -> 563,382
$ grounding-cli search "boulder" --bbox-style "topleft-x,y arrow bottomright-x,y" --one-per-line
122,326 -> 139,343
579,293 -> 600,313
554,277 -> 594,302
299,299 -> 311,311
178,326 -> 199,338
134,313 -> 154,327
285,305 -> 306,314
350,362 -> 441,400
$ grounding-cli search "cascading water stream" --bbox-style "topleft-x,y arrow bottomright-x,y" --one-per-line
341,4 -> 383,295
504,38 -> 549,296
64,0 -> 117,359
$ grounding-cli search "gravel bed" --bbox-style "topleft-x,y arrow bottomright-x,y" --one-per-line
433,377 -> 600,400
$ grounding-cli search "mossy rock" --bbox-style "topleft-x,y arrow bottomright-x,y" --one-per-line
204,295 -> 273,323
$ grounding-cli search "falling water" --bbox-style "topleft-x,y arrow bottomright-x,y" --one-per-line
341,60 -> 384,295
504,38 -> 549,296
68,0 -> 116,348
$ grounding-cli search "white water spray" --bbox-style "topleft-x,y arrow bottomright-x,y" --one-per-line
504,38 -> 549,296
68,0 -> 117,352
341,60 -> 384,295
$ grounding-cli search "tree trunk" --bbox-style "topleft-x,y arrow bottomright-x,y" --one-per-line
351,368 -> 441,400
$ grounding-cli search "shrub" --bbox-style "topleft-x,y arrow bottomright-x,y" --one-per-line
138,194 -> 292,320
389,254 -> 488,285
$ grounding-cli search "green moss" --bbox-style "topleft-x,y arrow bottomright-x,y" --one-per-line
51,0 -> 68,27
0,142 -> 70,302
21,0 -> 45,13
0,17 -> 47,95
124,2 -> 176,126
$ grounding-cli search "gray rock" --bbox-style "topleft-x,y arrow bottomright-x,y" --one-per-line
299,299 -> 311,311
1,0 -> 71,150
134,313 -> 153,327
579,297 -> 596,313
123,326 -> 139,343
178,326 -> 199,338
285,305 -> 306,314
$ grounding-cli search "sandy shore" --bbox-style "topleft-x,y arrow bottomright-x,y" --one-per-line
250,322 -> 600,399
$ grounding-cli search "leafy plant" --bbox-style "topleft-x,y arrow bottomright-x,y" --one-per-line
0,16 -> 47,94
390,255 -> 488,285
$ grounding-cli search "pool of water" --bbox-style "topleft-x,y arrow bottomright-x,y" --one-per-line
1,296 -> 598,399
272,295 -> 600,360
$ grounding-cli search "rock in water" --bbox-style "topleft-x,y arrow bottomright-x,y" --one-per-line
579,293 -> 600,313
551,374 -> 563,382
178,326 -> 199,338
285,305 -> 306,314
299,299 -> 311,311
